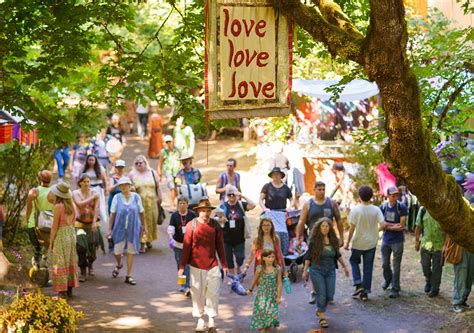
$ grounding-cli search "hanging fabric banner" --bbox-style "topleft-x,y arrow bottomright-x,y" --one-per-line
205,0 -> 292,119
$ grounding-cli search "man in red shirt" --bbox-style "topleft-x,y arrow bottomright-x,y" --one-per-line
179,198 -> 228,333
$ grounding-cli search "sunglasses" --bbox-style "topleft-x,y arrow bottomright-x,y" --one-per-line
228,193 -> 236,197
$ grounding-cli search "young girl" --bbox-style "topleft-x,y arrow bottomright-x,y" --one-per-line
242,217 -> 285,275
247,249 -> 282,332
302,217 -> 350,329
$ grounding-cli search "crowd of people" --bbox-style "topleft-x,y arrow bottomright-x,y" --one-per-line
13,114 -> 474,332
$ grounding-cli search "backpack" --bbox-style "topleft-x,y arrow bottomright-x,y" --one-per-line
381,201 -> 402,216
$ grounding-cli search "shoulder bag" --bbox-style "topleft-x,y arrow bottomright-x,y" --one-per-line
34,192 -> 54,232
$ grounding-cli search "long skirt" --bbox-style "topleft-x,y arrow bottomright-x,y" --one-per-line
50,225 -> 79,292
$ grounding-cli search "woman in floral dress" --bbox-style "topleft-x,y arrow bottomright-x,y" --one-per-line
247,249 -> 282,332
129,155 -> 162,253
49,182 -> 79,300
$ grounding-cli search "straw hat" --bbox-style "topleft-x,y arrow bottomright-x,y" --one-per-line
51,182 -> 72,199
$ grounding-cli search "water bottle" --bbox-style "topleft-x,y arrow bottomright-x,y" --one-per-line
283,277 -> 292,294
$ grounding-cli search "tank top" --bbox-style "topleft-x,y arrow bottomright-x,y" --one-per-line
75,190 -> 97,223
307,197 -> 334,232
85,168 -> 104,187
28,186 -> 54,228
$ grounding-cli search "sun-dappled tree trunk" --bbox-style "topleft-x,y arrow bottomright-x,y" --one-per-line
270,0 -> 474,252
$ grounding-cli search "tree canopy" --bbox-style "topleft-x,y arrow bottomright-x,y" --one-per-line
1,0 -> 473,250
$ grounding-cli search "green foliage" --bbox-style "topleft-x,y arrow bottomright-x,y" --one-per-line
0,141 -> 52,243
1,1 -> 136,145
408,9 -> 473,139
346,142 -> 384,194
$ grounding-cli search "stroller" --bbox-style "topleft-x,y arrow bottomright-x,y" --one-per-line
261,209 -> 307,283
284,209 -> 307,282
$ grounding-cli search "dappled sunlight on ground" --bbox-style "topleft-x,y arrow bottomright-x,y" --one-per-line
70,136 -> 473,332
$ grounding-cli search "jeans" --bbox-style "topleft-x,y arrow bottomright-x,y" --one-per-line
54,147 -> 70,178
27,227 -> 42,265
350,247 -> 376,293
309,266 -> 336,313
173,247 -> 190,288
452,249 -> 474,305
420,248 -> 443,292
224,242 -> 245,270
137,113 -> 148,138
381,241 -> 404,292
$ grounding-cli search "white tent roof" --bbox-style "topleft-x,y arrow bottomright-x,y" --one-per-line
293,79 -> 379,102
0,107 -> 36,125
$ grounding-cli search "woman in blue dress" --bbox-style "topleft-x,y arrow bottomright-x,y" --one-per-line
107,177 -> 146,285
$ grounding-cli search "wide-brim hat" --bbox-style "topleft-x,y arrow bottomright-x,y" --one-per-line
194,198 -> 216,211
51,181 -> 72,199
118,177 -> 133,186
268,167 -> 285,178
180,151 -> 193,161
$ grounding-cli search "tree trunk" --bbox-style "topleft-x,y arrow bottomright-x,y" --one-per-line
271,0 -> 474,252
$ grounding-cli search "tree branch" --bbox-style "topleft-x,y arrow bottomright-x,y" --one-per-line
268,0 -> 365,65
437,78 -> 474,130
312,0 -> 364,38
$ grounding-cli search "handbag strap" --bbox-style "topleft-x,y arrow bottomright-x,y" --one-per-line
151,170 -> 159,196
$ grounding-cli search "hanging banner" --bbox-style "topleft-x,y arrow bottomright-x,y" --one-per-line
205,0 -> 292,119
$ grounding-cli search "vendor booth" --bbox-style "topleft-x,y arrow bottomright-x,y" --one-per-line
0,108 -> 38,145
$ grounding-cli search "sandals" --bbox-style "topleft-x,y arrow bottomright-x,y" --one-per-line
319,317 -> 329,328
112,265 -> 123,278
125,276 -> 137,285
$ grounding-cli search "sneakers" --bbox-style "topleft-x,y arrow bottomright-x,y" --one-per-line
389,290 -> 400,298
184,288 -> 191,297
208,317 -> 215,329
428,290 -> 439,298
195,318 -> 206,332
424,282 -> 431,293
381,280 -> 391,290
360,292 -> 369,301
453,304 -> 464,313
179,286 -> 186,293
309,291 -> 317,304
352,285 -> 365,297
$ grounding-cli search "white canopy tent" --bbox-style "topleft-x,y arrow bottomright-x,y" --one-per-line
292,79 -> 379,102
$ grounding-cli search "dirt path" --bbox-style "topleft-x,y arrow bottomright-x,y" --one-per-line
69,135 -> 473,332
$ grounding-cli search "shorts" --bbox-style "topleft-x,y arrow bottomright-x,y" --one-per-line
0,220 -> 4,240
114,241 -> 136,255
165,173 -> 176,190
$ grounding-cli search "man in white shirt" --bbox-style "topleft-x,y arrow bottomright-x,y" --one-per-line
344,186 -> 384,301
136,103 -> 149,139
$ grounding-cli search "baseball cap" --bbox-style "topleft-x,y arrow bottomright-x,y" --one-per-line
164,135 -> 173,142
387,186 -> 400,195
115,160 -> 126,168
